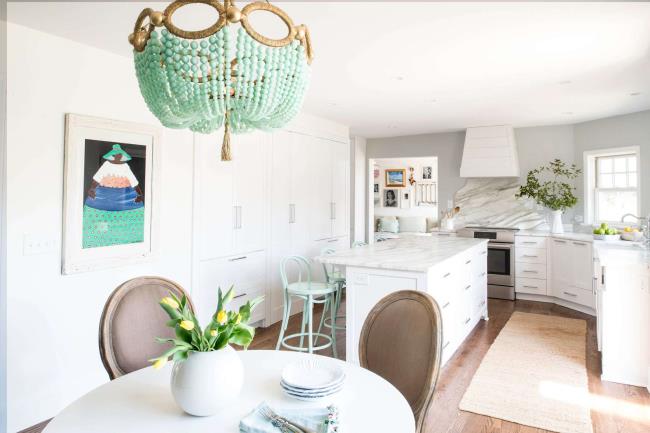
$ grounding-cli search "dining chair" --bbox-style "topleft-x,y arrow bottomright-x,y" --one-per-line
99,276 -> 195,380
276,255 -> 338,357
358,290 -> 443,433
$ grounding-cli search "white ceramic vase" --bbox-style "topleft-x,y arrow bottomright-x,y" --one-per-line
550,210 -> 564,234
170,345 -> 244,416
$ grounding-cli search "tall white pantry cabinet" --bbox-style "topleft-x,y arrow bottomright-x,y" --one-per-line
191,115 -> 350,327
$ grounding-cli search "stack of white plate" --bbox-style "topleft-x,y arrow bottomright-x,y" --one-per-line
280,359 -> 345,401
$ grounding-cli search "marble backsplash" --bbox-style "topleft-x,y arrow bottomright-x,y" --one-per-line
453,178 -> 550,230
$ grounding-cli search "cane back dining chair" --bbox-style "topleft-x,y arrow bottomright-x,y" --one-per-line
276,255 -> 338,357
358,290 -> 443,433
99,276 -> 195,380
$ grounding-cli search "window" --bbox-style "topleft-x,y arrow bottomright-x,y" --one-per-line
584,147 -> 640,224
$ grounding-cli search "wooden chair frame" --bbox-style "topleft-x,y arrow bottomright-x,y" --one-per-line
358,290 -> 442,433
98,276 -> 195,380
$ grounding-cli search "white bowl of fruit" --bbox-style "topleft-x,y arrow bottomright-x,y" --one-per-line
593,223 -> 620,241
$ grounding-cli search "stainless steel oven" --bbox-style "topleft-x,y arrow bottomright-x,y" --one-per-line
458,226 -> 518,300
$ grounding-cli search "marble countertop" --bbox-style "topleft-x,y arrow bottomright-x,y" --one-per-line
316,235 -> 488,272
516,230 -> 594,242
594,240 -> 650,267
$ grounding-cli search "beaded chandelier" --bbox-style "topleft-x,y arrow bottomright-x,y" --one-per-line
129,0 -> 313,160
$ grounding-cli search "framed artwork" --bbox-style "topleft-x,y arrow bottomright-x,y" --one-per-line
422,166 -> 433,180
384,189 -> 399,208
401,191 -> 411,209
385,169 -> 406,187
374,183 -> 379,193
62,114 -> 161,274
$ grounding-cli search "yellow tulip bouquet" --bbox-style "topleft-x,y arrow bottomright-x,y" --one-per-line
150,287 -> 263,369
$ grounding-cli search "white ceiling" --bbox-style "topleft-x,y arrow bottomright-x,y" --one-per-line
8,1 -> 650,138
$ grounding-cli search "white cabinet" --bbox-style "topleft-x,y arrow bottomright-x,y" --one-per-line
196,132 -> 269,260
268,130 -> 350,324
514,235 -> 548,295
550,238 -> 595,309
600,263 -> 650,387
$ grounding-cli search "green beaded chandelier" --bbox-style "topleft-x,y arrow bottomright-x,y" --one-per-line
129,0 -> 313,160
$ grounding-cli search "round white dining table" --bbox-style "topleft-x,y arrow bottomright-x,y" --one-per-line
44,350 -> 415,433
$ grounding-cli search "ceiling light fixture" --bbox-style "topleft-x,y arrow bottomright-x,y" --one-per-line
129,0 -> 313,160
630,92 -> 641,96
562,112 -> 574,115
557,80 -> 572,85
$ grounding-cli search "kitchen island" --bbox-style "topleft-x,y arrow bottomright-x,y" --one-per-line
318,236 -> 489,365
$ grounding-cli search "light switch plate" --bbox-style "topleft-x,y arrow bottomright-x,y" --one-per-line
23,234 -> 58,256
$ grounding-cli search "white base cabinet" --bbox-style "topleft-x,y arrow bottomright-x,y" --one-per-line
345,243 -> 488,366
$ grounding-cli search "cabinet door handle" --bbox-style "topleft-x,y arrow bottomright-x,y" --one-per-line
464,317 -> 471,324
481,251 -> 487,255
229,256 -> 248,262
523,255 -> 538,258
442,301 -> 450,309
464,285 -> 471,291
523,285 -> 538,289
443,341 -> 450,350
233,293 -> 248,299
573,242 -> 586,246
522,270 -> 538,274
465,259 -> 472,264
554,239 -> 567,244
443,272 -> 451,278
327,239 -> 337,243
332,202 -> 336,220
563,291 -> 577,297
522,241 -> 537,245
480,272 -> 487,277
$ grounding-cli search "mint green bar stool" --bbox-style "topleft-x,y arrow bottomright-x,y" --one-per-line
316,248 -> 347,342
276,255 -> 338,357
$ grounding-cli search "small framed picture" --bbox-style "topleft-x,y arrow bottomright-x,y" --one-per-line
422,166 -> 433,180
384,189 -> 399,207
385,169 -> 406,187
401,191 -> 411,209
374,183 -> 379,193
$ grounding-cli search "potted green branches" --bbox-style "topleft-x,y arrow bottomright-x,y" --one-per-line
516,159 -> 581,234
151,287 -> 263,416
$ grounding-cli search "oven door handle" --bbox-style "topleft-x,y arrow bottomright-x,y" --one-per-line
487,243 -> 514,250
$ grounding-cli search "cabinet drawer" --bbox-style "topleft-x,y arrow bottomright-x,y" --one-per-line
556,286 -> 595,308
516,277 -> 547,295
515,262 -> 546,279
230,288 -> 265,323
515,236 -> 547,249
516,247 -> 547,264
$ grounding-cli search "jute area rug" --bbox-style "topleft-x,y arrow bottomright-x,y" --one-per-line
459,312 -> 593,433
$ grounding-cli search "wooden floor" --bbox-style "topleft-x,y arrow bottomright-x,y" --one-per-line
252,298 -> 650,433
23,298 -> 650,433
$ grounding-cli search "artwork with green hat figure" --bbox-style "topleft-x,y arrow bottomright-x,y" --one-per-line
82,140 -> 146,248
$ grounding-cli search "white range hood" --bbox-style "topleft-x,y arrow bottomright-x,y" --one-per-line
460,125 -> 520,178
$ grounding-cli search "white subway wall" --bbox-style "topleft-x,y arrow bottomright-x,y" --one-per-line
6,23 -> 195,431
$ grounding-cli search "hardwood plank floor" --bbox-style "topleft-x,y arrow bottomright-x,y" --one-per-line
251,297 -> 650,433
22,298 -> 650,433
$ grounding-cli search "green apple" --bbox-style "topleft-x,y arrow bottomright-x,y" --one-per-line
598,228 -> 606,235
600,222 -> 609,230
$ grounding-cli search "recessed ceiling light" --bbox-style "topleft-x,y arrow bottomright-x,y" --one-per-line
630,92 -> 642,96
562,112 -> 574,115
427,98 -> 437,103
393,76 -> 405,81
557,80 -> 572,85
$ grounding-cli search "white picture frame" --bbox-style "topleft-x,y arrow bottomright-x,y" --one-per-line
62,114 -> 161,274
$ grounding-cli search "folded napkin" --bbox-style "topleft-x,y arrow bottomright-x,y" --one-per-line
240,403 -> 339,433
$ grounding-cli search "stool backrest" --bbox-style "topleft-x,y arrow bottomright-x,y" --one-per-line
352,241 -> 368,248
358,290 -> 442,433
280,255 -> 312,290
319,247 -> 337,283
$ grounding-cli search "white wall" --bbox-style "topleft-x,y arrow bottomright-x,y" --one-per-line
6,23 -> 195,431
1,4 -> 8,433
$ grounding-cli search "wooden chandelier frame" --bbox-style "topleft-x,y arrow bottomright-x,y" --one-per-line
128,0 -> 313,64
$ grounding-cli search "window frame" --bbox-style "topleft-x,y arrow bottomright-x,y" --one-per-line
583,146 -> 641,226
